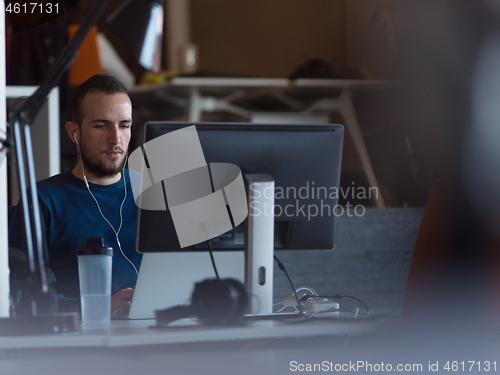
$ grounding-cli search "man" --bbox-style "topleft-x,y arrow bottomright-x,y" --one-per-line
9,74 -> 142,316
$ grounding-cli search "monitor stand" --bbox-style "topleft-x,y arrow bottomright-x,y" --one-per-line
129,175 -> 275,320
244,174 -> 274,315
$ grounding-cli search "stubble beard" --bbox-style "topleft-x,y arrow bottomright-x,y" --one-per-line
79,138 -> 127,179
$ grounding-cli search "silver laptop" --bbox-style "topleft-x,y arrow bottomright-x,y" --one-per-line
128,251 -> 244,320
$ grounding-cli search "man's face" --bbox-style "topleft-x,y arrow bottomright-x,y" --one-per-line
77,92 -> 132,178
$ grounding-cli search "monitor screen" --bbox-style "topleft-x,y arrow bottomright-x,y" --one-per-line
134,122 -> 344,253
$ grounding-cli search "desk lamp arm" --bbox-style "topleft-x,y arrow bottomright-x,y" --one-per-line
8,0 -> 113,298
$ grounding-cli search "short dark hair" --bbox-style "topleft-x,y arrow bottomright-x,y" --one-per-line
69,74 -> 128,125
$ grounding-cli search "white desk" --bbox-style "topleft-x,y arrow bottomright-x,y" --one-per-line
0,316 -> 496,375
0,315 -> 393,349
130,78 -> 398,207
0,315 -> 399,375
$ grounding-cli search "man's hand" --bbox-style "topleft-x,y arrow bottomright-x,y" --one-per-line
111,287 -> 134,317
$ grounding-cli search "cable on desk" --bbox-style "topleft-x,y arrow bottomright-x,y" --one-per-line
274,254 -> 305,316
320,294 -> 370,316
295,286 -> 318,298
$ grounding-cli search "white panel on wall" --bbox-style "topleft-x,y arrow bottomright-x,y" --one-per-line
0,0 -> 11,318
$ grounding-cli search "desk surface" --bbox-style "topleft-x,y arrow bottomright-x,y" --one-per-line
0,314 -> 395,350
0,315 -> 497,375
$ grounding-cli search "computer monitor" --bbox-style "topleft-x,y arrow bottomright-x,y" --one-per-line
128,122 -> 344,319
135,122 -> 344,253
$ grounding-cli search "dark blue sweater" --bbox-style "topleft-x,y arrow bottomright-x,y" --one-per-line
9,170 -> 142,298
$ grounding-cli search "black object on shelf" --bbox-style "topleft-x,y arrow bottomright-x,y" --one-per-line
0,313 -> 79,336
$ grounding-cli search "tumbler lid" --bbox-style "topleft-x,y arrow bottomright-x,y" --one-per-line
77,237 -> 113,256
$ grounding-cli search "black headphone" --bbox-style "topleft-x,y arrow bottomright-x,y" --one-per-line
155,278 -> 250,326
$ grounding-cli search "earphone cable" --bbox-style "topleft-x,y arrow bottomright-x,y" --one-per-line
78,142 -> 138,277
